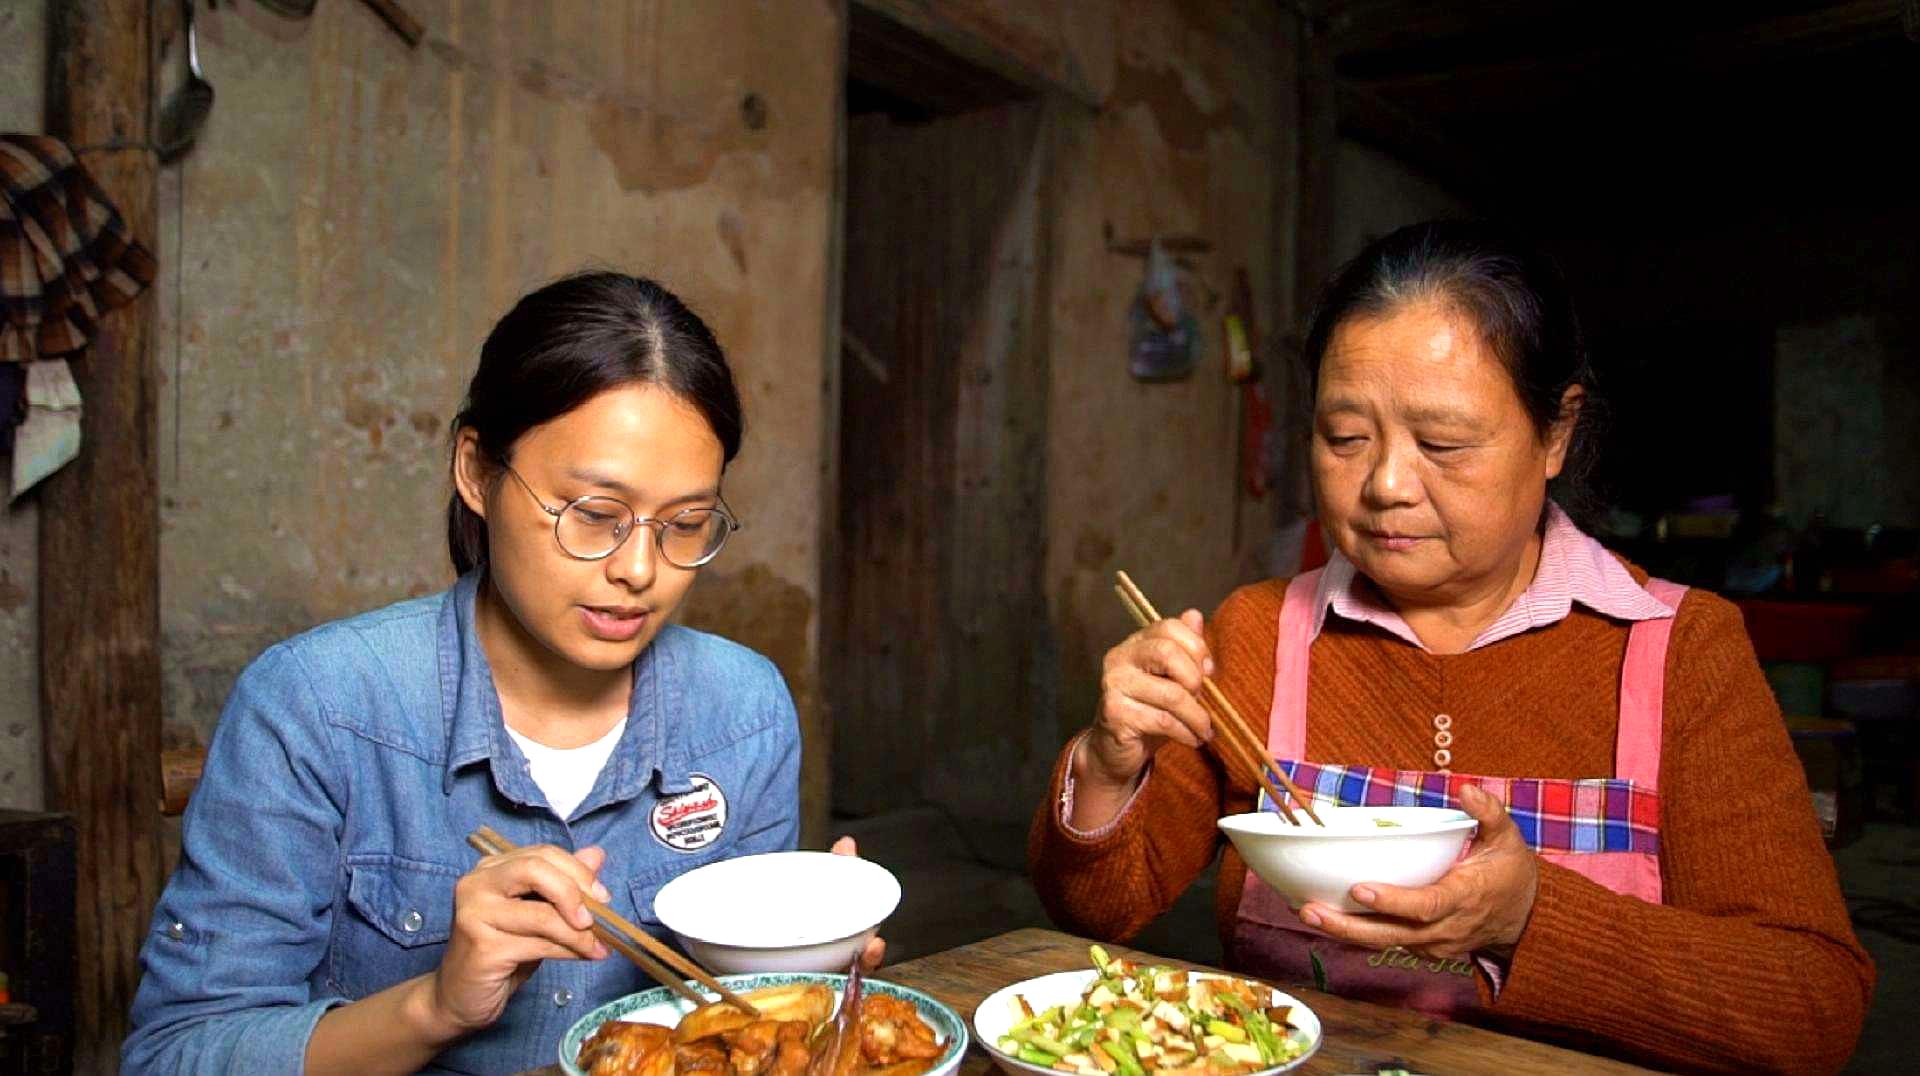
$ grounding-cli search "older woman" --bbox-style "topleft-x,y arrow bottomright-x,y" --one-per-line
1029,221 -> 1873,1073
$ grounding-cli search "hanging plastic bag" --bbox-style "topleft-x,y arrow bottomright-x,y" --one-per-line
1128,239 -> 1200,382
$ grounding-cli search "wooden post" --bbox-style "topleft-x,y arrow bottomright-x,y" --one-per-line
1294,13 -> 1338,328
43,2 -> 164,1071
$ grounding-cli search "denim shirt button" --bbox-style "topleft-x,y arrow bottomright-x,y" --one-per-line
400,909 -> 424,934
167,921 -> 186,941
553,988 -> 574,1007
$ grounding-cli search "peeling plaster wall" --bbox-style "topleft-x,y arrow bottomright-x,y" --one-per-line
1042,0 -> 1288,748
151,1 -> 839,830
0,0 -> 48,810
5,0 -> 1301,836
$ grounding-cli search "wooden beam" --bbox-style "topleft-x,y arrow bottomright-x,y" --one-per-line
1346,0 -> 1905,99
1327,0 -> 1571,58
1332,78 -> 1499,208
812,0 -> 851,847
852,0 -> 1102,110
1294,15 -> 1339,320
43,2 -> 165,1071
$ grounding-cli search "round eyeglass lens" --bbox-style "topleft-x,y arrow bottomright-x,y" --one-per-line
555,497 -> 632,559
659,508 -> 730,567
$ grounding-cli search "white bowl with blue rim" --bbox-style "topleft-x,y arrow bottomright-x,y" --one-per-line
651,851 -> 901,974
1219,805 -> 1477,913
974,968 -> 1321,1076
559,971 -> 969,1076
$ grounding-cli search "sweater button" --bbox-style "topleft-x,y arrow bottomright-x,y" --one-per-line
1433,713 -> 1452,730
1433,748 -> 1453,768
1434,729 -> 1454,749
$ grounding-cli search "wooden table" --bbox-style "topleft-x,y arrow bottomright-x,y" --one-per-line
889,929 -> 1648,1076
534,927 -> 1651,1075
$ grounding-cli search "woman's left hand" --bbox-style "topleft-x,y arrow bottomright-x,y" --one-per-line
831,836 -> 887,971
1297,784 -> 1539,960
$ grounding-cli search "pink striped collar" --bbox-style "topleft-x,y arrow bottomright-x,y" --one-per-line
1311,503 -> 1675,652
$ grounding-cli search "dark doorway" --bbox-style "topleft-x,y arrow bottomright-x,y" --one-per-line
827,6 -> 1054,825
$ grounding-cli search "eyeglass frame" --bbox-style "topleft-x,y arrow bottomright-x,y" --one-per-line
499,462 -> 741,568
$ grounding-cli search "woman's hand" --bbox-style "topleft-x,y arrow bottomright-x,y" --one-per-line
1296,784 -> 1539,960
831,836 -> 887,971
426,843 -> 612,1038
1083,609 -> 1217,790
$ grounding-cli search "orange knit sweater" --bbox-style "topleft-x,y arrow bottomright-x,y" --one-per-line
1028,574 -> 1874,1073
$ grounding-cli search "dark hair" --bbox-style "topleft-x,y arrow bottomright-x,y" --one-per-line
1300,219 -> 1604,521
446,271 -> 743,575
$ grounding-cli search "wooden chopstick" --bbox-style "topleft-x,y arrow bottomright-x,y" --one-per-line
464,829 -> 704,1008
1114,571 -> 1324,826
466,825 -> 762,1015
1113,573 -> 1322,826
1111,583 -> 1302,826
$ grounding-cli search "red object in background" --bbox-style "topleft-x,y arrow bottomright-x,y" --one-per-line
1300,519 -> 1329,573
1734,599 -> 1875,663
1240,381 -> 1270,498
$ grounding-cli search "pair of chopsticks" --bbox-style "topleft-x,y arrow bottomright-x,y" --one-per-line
1112,571 -> 1323,826
465,825 -> 760,1015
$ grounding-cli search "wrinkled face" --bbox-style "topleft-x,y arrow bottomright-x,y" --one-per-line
1311,299 -> 1572,607
455,384 -> 726,674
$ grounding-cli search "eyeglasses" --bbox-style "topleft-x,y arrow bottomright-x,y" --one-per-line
502,464 -> 740,568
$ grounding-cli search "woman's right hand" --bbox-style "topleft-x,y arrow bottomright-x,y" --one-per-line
1082,608 -> 1217,791
425,843 -> 613,1038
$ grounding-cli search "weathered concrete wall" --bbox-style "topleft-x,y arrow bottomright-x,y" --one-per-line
146,0 -> 840,832
7,0 -> 1308,840
1551,201 -> 1920,530
0,0 -> 48,811
1332,139 -> 1469,267
1775,315 -> 1906,530
1043,0 -> 1290,747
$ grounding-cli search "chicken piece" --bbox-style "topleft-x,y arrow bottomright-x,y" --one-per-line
723,1019 -> 814,1076
769,1019 -> 813,1076
578,1020 -> 677,1076
675,1039 -> 732,1076
678,984 -> 835,1043
857,995 -> 943,1066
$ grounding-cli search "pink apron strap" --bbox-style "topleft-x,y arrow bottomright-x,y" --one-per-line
1269,571 -> 1322,760
1616,578 -> 1688,790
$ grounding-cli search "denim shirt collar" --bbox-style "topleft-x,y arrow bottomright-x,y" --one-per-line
436,570 -> 697,806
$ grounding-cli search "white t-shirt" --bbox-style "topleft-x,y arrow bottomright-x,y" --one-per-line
504,718 -> 627,820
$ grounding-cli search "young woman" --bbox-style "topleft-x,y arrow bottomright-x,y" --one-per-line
124,273 -> 872,1075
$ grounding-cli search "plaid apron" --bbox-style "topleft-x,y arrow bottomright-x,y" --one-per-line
1231,569 -> 1686,1018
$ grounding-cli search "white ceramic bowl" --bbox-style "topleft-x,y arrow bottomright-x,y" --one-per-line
1218,805 -> 1477,913
651,851 -> 901,974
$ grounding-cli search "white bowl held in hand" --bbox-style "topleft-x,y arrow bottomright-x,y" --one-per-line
651,850 -> 901,974
1218,805 -> 1477,913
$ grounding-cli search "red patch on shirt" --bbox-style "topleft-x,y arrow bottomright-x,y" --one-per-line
650,774 -> 728,852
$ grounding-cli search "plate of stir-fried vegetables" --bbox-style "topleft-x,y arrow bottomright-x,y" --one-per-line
973,947 -> 1319,1076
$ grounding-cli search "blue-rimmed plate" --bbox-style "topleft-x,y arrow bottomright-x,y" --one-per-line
974,969 -> 1321,1076
560,971 -> 970,1076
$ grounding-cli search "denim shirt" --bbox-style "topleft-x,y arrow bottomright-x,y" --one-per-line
123,571 -> 801,1074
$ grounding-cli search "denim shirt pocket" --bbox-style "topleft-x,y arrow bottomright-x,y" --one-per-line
625,844 -> 736,935
333,854 -> 461,998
